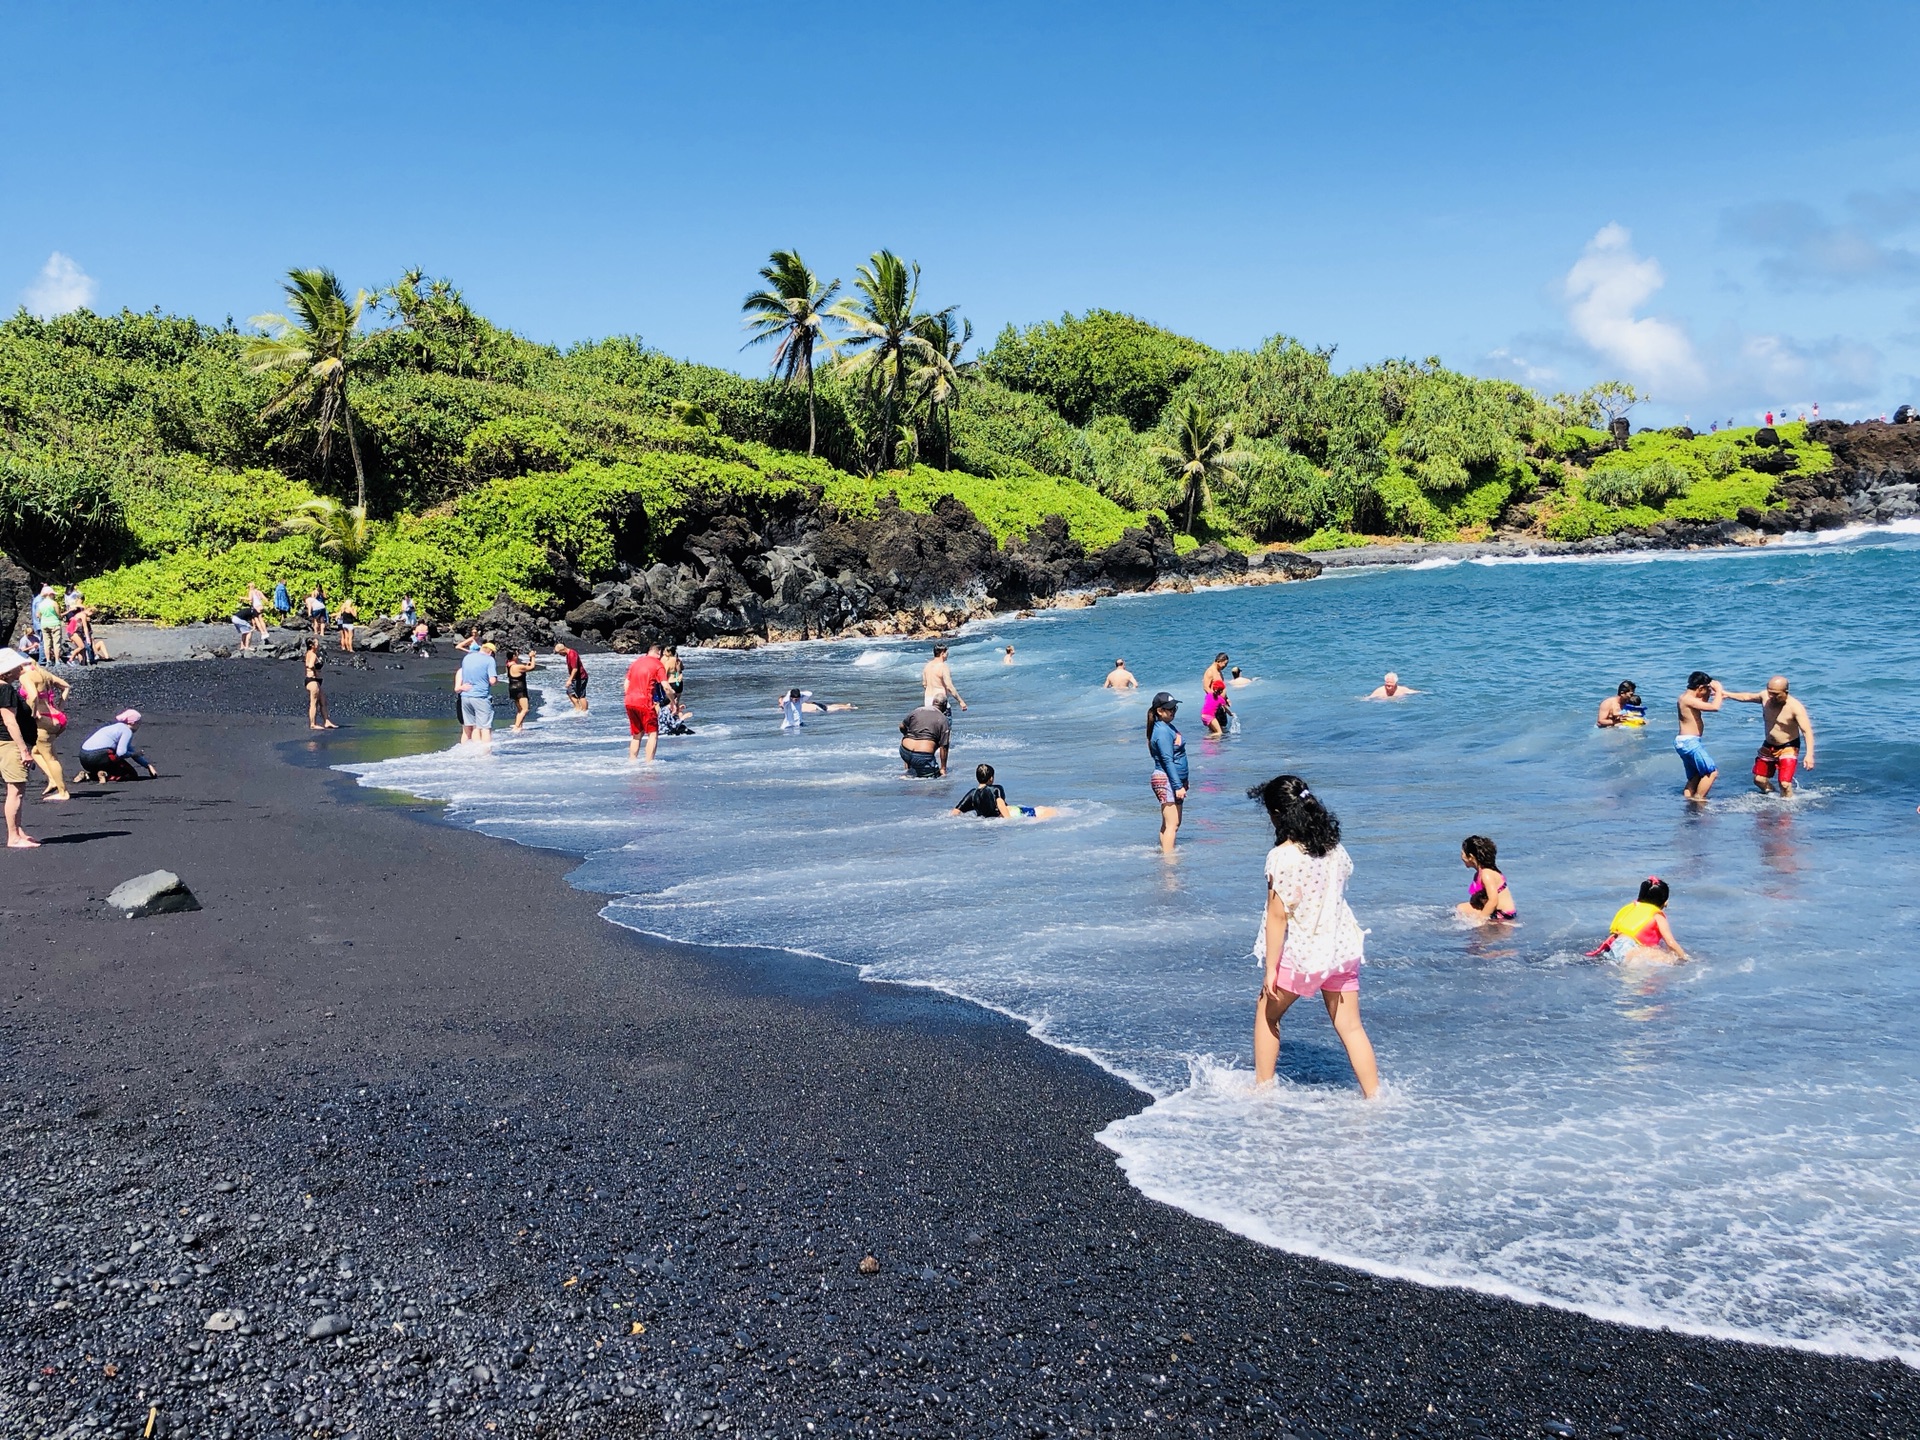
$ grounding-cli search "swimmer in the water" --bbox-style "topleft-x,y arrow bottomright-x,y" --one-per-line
1104,658 -> 1138,690
1588,877 -> 1689,961
1003,645 -> 1016,664
1454,835 -> 1516,924
1228,666 -> 1252,688
951,762 -> 1057,820
1596,680 -> 1645,728
1724,674 -> 1814,796
1366,672 -> 1418,700
921,644 -> 967,713
778,688 -> 856,728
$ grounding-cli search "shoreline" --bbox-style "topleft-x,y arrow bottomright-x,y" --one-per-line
2,654 -> 1915,1437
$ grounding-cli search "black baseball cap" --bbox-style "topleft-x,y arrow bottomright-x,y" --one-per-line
1151,691 -> 1179,710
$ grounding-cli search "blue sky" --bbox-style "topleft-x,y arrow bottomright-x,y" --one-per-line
6,1 -> 1919,423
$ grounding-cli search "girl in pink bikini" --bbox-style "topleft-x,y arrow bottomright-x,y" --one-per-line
1455,835 -> 1517,924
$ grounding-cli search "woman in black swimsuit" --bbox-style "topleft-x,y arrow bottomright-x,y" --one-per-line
506,650 -> 536,732
304,641 -> 336,730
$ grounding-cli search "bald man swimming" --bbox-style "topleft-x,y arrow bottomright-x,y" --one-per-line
1727,675 -> 1815,796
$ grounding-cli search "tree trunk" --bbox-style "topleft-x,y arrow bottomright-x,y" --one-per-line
1184,478 -> 1199,535
343,388 -> 368,513
805,360 -> 817,458
878,350 -> 898,473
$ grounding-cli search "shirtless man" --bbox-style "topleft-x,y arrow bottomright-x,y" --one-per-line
1596,680 -> 1646,728
921,644 -> 967,713
1366,672 -> 1418,700
1675,671 -> 1724,801
1726,675 -> 1814,796
1104,658 -> 1139,690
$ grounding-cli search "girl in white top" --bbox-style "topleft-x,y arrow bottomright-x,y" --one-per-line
1248,774 -> 1380,1097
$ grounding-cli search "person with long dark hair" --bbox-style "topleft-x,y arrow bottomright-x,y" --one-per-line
1455,834 -> 1516,924
1247,774 -> 1379,1097
1147,692 -> 1188,854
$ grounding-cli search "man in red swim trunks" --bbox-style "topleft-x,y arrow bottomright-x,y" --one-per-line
1727,674 -> 1815,796
623,642 -> 669,762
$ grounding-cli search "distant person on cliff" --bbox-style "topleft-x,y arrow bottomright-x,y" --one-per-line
1104,658 -> 1138,690
1248,773 -> 1380,1097
1366,672 -> 1418,700
305,640 -> 337,731
1147,692 -> 1188,855
75,709 -> 158,784
1725,675 -> 1815,797
1201,653 -> 1230,736
921,645 -> 967,714
1596,681 -> 1646,728
1675,672 -> 1725,801
951,762 -> 1057,819
623,643 -> 669,761
899,702 -> 951,777
0,649 -> 41,847
456,641 -> 499,743
554,643 -> 589,712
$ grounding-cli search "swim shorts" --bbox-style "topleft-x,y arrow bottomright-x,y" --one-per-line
1269,960 -> 1360,997
1151,770 -> 1177,805
625,703 -> 659,737
460,694 -> 494,728
900,744 -> 941,778
1019,806 -> 1037,818
1674,734 -> 1716,783
568,672 -> 588,698
0,746 -> 27,785
1753,746 -> 1799,785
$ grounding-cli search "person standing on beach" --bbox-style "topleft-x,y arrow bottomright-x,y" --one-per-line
337,596 -> 359,653
554,643 -> 589,712
272,579 -> 291,623
457,641 -> 500,742
0,649 -> 42,848
247,584 -> 270,644
506,648 -> 537,732
306,586 -> 328,640
623,643 -> 669,761
1248,774 -> 1379,1097
922,645 -> 967,713
1104,658 -> 1138,690
1726,675 -> 1814,796
898,702 -> 952,777
1675,671 -> 1724,801
20,658 -> 71,801
32,586 -> 61,664
1366,672 -> 1418,700
305,641 -> 337,730
1147,691 -> 1188,855
1201,653 -> 1230,736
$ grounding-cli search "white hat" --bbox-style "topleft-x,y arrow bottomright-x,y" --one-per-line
0,647 -> 28,675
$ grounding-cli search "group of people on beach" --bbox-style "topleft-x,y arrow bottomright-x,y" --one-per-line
0,644 -> 157,848
24,584 -> 109,667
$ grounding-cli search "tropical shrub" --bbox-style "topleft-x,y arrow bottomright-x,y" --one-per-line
0,452 -> 129,578
460,415 -> 573,480
978,310 -> 1215,428
84,537 -> 340,624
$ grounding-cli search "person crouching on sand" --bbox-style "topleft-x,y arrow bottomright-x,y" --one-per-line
1588,877 -> 1689,962
1247,774 -> 1379,1097
76,710 -> 158,784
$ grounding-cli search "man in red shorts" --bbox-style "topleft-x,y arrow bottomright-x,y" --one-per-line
623,642 -> 669,762
1728,674 -> 1815,797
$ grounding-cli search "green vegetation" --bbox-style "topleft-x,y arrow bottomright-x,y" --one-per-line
0,253 -> 1828,626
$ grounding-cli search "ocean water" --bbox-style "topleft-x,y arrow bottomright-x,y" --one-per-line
348,526 -> 1920,1363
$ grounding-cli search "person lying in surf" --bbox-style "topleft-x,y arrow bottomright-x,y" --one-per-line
1588,877 -> 1689,961
1454,835 -> 1516,924
951,763 -> 1057,820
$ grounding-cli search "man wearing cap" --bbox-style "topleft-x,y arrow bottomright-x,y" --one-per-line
1675,671 -> 1725,801
1147,690 -> 1188,854
76,709 -> 158,784
456,641 -> 501,743
0,649 -> 41,847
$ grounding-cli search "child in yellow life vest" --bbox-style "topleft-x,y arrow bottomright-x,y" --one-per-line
1588,877 -> 1690,961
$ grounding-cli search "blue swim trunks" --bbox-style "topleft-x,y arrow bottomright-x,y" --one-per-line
1674,734 -> 1717,782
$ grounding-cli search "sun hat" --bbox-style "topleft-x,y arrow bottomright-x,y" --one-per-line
115,709 -> 142,725
0,647 -> 27,674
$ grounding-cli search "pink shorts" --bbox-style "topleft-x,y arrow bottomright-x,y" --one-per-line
1270,961 -> 1360,997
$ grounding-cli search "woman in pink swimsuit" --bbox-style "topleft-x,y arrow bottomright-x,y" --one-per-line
1200,653 -> 1230,736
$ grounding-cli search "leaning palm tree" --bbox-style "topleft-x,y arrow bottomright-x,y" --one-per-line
741,251 -> 841,457
907,311 -> 972,469
282,497 -> 375,593
244,268 -> 375,509
1151,400 -> 1250,535
829,251 -> 947,473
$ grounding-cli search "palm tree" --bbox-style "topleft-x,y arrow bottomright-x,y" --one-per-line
245,268 -> 375,509
1152,400 -> 1250,535
742,251 -> 841,457
908,311 -> 972,470
282,497 -> 375,593
829,251 -> 948,473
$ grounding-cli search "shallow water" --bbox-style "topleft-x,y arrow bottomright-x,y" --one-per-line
349,527 -> 1920,1362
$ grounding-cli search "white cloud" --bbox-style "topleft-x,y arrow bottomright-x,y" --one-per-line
1722,191 -> 1920,290
1561,223 -> 1705,397
23,252 -> 98,317
1486,346 -> 1557,387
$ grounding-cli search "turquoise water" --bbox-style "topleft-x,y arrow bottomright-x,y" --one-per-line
349,525 -> 1920,1361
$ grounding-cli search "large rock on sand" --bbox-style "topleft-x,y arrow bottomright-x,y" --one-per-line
106,871 -> 201,918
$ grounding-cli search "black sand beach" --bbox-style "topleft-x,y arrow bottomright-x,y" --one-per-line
2,654 -> 1914,1439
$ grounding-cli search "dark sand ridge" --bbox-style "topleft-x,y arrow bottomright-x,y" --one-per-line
2,654 -> 1914,1439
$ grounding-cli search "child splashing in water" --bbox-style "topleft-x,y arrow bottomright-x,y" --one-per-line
1589,877 -> 1690,962
1455,835 -> 1516,924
